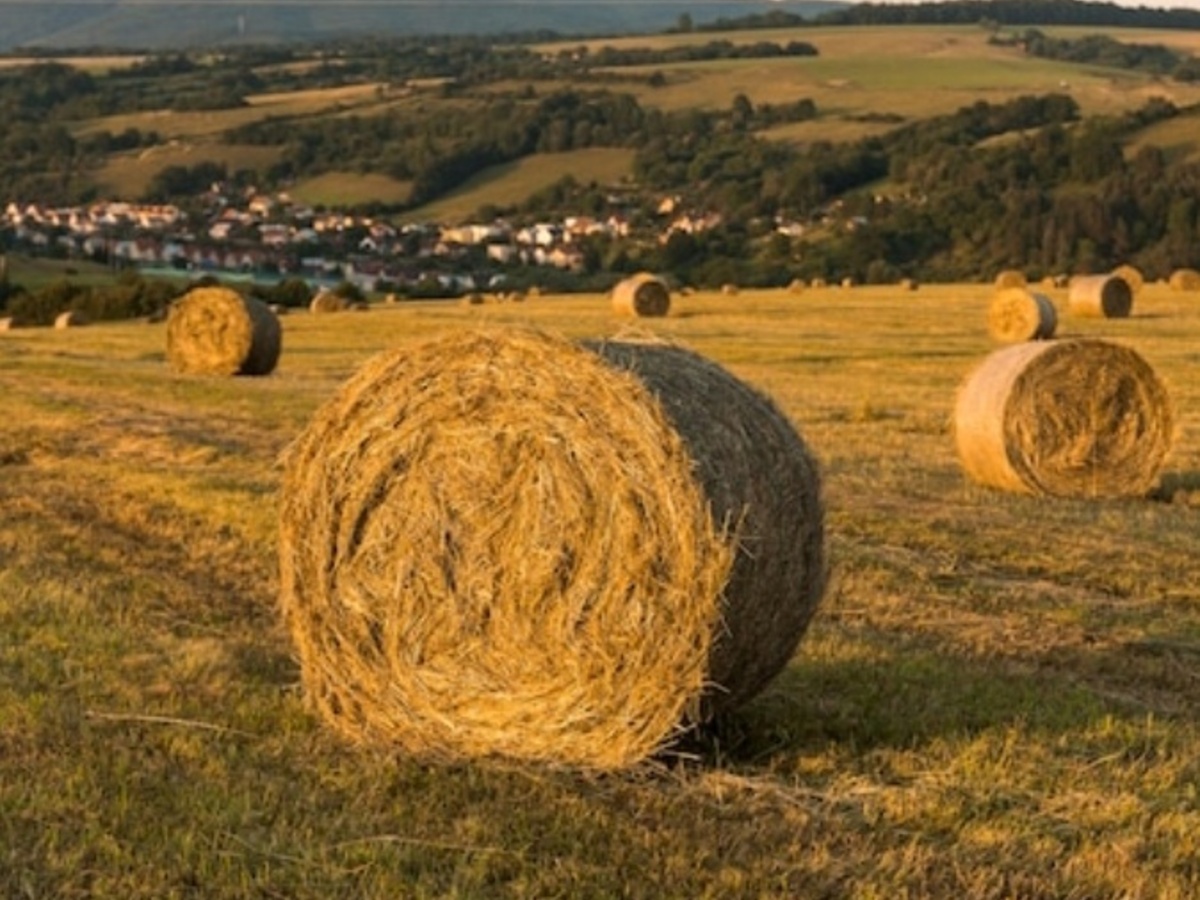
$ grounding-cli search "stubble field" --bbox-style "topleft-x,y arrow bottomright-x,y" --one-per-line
1,283 -> 1197,897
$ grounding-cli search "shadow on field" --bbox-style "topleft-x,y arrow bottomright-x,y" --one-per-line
688,641 -> 1195,765
1150,469 -> 1200,504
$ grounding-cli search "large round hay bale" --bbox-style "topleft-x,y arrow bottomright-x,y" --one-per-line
954,339 -> 1172,498
1169,268 -> 1200,291
994,269 -> 1026,289
165,286 -> 281,376
54,310 -> 88,329
987,288 -> 1057,343
612,273 -> 671,317
1068,274 -> 1133,318
310,290 -> 347,314
278,329 -> 825,769
1112,264 -> 1144,295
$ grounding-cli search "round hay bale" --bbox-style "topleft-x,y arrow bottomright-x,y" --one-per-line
278,329 -> 825,769
464,292 -> 485,306
994,269 -> 1026,289
0,316 -> 23,331
310,290 -> 347,314
1068,274 -> 1133,319
54,310 -> 87,329
721,283 -> 739,296
987,288 -> 1057,343
165,286 -> 281,376
899,277 -> 918,291
787,278 -> 805,294
1112,264 -> 1144,295
1169,268 -> 1200,291
810,277 -> 827,289
1053,274 -> 1070,288
840,276 -> 855,289
267,303 -> 288,317
954,339 -> 1172,498
612,272 -> 671,318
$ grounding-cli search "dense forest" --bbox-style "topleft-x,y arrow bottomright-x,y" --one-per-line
4,2 -> 1200,290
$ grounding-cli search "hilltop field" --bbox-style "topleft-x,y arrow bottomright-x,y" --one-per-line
1,281 -> 1197,897
55,23 -> 1200,210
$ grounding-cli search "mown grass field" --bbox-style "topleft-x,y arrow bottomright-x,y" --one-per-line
1,282 -> 1197,897
539,24 -> 1200,120
403,148 -> 638,223
59,23 -> 1200,206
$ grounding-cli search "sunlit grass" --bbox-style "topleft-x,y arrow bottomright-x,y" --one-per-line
1,282 -> 1197,896
402,148 -> 636,223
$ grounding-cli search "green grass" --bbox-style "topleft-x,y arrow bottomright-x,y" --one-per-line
402,148 -> 636,223
3,253 -> 116,289
289,172 -> 415,208
92,143 -> 284,200
1,283 -> 1198,897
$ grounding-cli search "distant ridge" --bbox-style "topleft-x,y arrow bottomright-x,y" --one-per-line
0,1 -> 849,51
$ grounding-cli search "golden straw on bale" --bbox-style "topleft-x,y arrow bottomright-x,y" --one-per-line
954,339 -> 1173,498
1169,268 -> 1200,291
54,310 -> 87,329
987,288 -> 1057,343
1068,274 -> 1133,318
612,272 -> 671,317
278,328 -> 825,770
165,285 -> 281,376
1112,264 -> 1144,295
310,290 -> 347,314
994,269 -> 1026,289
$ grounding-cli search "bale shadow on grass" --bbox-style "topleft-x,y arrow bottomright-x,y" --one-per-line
1150,470 -> 1200,504
681,640 -> 1196,767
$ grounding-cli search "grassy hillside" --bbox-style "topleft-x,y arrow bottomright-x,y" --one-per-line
403,148 -> 637,224
290,172 -> 414,208
2,283 -> 1197,896
566,25 -> 1200,120
60,23 -> 1200,210
2,1 -> 846,51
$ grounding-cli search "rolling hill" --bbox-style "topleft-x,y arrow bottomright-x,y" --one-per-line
0,0 -> 847,51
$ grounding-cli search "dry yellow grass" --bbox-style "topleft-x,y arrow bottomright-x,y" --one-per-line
2,282 -> 1198,896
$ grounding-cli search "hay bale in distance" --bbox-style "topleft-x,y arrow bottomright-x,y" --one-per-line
612,272 -> 671,317
899,277 -> 918,291
278,329 -> 825,769
810,277 -> 827,288
54,310 -> 88,329
1112,264 -> 1144,295
840,276 -> 855,289
166,285 -> 281,376
0,316 -> 23,331
787,278 -> 805,294
310,290 -> 347,314
1069,274 -> 1133,318
721,283 -> 739,296
994,269 -> 1026,289
954,339 -> 1172,498
1169,268 -> 1200,291
987,288 -> 1057,343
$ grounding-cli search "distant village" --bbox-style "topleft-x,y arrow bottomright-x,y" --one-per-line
0,185 -> 746,294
